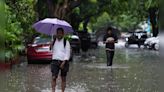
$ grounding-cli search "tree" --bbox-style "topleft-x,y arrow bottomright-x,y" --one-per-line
5,0 -> 37,61
6,0 -> 37,44
0,0 -> 5,61
35,0 -> 112,31
149,7 -> 158,37
36,0 -> 80,19
4,4 -> 23,61
89,0 -> 158,34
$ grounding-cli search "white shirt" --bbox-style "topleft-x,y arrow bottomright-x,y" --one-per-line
52,38 -> 71,61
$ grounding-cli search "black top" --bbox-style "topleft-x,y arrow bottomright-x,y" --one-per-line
103,34 -> 118,49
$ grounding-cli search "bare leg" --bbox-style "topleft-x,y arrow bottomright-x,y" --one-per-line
61,76 -> 66,92
52,76 -> 57,92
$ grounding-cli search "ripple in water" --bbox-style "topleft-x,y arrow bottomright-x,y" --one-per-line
84,63 -> 129,69
41,87 -> 87,92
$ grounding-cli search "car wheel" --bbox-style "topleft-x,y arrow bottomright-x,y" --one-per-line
27,59 -> 33,64
149,44 -> 155,50
69,53 -> 74,62
125,43 -> 129,48
154,43 -> 159,50
144,45 -> 147,49
77,48 -> 80,53
69,56 -> 73,62
138,44 -> 141,48
92,44 -> 97,49
147,45 -> 152,49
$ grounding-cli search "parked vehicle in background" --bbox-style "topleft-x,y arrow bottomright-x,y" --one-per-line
144,37 -> 156,49
144,36 -> 159,50
90,33 -> 98,49
154,39 -> 159,50
27,37 -> 52,64
27,36 -> 74,64
70,35 -> 81,53
125,31 -> 148,48
77,31 -> 91,52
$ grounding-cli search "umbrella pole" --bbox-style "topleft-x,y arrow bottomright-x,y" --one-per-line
50,24 -> 54,42
50,33 -> 53,52
51,35 -> 53,41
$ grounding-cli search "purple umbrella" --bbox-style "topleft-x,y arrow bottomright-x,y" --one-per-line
32,18 -> 74,35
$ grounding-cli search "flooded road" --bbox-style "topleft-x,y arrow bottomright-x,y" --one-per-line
0,43 -> 161,92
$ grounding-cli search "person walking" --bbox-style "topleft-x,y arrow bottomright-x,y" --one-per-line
103,27 -> 118,66
50,28 -> 71,92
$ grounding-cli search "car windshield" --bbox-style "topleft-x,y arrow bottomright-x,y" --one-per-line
33,38 -> 51,44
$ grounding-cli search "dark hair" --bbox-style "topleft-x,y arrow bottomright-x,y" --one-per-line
106,27 -> 113,32
57,28 -> 64,33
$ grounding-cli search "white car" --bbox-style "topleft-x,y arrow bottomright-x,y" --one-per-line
144,37 -> 156,48
144,37 -> 159,50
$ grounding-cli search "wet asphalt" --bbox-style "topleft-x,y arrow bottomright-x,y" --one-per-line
0,41 -> 161,92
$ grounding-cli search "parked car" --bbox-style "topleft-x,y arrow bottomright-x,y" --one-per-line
70,35 -> 81,53
90,33 -> 98,49
154,40 -> 159,50
125,31 -> 148,48
144,36 -> 159,50
144,37 -> 156,49
27,37 -> 52,64
27,37 -> 73,64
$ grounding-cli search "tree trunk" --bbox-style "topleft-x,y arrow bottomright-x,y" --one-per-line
36,0 -> 81,30
69,13 -> 81,30
149,7 -> 158,37
83,18 -> 90,31
47,0 -> 77,20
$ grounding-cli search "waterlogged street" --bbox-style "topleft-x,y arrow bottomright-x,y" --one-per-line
0,42 -> 160,92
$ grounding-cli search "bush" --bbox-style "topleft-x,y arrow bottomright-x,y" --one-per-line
4,4 -> 24,62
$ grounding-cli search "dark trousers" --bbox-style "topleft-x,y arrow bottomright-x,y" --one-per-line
106,50 -> 115,66
51,60 -> 69,77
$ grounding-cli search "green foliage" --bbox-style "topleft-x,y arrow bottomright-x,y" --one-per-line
6,0 -> 37,40
92,12 -> 111,30
35,0 -> 158,32
4,4 -> 24,61
79,0 -> 99,19
87,0 -> 158,32
89,0 -> 97,3
5,0 -> 37,61
0,0 -> 5,61
72,7 -> 80,15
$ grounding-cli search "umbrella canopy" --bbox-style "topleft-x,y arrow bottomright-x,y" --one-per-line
32,18 -> 74,35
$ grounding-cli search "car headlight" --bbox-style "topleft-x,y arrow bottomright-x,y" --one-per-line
144,41 -> 148,44
125,38 -> 128,41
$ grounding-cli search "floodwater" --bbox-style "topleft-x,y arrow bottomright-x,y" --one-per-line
0,42 -> 161,92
